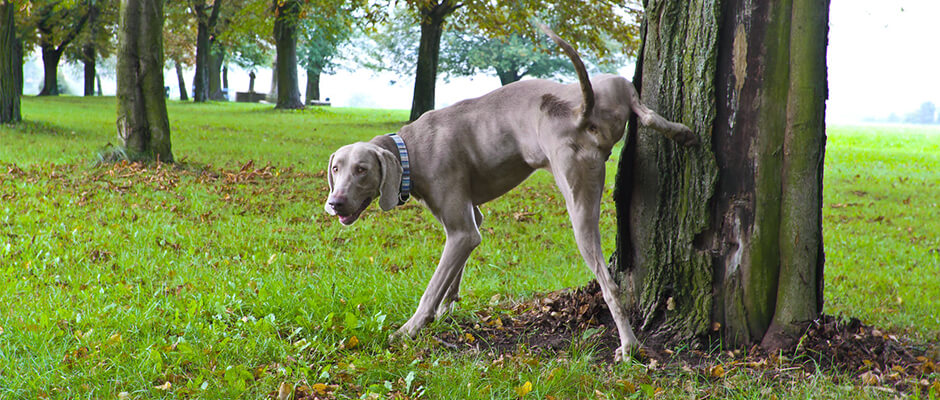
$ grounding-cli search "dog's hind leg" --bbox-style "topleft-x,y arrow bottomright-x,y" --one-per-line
550,152 -> 639,361
625,82 -> 700,147
391,201 -> 482,342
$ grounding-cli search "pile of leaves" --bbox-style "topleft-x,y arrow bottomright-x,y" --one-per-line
437,282 -> 940,395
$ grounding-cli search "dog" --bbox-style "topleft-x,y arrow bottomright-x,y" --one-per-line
324,26 -> 698,361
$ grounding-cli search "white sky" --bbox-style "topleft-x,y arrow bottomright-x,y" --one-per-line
31,0 -> 940,123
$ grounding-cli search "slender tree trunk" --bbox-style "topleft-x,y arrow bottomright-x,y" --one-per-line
116,0 -> 173,162
175,61 -> 188,101
222,63 -> 228,96
39,44 -> 63,96
273,0 -> 303,109
96,73 -> 102,96
611,0 -> 828,351
409,0 -> 456,121
305,66 -> 321,103
248,71 -> 255,93
0,0 -> 20,123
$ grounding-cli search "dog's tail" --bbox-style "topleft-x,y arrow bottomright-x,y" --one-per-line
539,24 -> 594,129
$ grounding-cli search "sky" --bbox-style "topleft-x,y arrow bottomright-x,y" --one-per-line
28,0 -> 940,124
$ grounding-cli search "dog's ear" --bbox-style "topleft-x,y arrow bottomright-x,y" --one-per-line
324,152 -> 337,215
375,147 -> 403,211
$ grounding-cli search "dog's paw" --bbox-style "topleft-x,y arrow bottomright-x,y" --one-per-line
673,126 -> 700,147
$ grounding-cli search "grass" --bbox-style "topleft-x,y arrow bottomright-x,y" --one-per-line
1,96 -> 938,399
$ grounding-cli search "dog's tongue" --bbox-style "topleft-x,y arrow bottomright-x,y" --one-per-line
339,213 -> 358,225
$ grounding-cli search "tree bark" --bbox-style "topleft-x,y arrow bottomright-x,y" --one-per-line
612,0 -> 828,351
175,61 -> 188,101
116,0 -> 173,162
409,0 -> 457,121
305,66 -> 321,103
0,1 -> 20,123
496,68 -> 523,86
273,0 -> 304,109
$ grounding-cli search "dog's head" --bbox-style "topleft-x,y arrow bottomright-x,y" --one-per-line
324,142 -> 403,225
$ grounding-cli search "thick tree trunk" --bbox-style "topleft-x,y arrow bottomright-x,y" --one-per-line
82,3 -> 99,97
209,46 -> 226,101
192,0 -> 221,102
83,43 -> 96,96
496,69 -> 523,86
38,44 -> 63,96
612,0 -> 828,351
13,34 -> 21,96
116,0 -> 173,162
305,67 -> 321,103
0,1 -> 20,123
175,61 -> 188,101
409,0 -> 456,121
273,0 -> 303,109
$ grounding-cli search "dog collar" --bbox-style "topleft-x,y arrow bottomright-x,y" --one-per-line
387,133 -> 411,205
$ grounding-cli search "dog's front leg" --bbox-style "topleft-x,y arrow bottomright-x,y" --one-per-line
390,202 -> 481,342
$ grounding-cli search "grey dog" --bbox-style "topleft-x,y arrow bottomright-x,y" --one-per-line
324,26 -> 698,361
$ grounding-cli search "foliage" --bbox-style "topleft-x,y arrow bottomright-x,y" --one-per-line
164,1 -> 197,66
62,0 -> 119,65
1,97 -> 938,398
297,0 -> 358,74
905,101 -> 938,124
364,2 -> 639,84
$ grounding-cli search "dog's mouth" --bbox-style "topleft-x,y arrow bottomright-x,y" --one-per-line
337,197 -> 371,225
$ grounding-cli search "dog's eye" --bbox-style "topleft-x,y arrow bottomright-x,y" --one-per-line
355,166 -> 367,175
331,165 -> 338,173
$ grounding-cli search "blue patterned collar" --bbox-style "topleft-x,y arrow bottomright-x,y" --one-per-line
387,133 -> 411,205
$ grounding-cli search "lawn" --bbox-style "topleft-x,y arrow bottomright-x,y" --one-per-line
1,96 -> 938,399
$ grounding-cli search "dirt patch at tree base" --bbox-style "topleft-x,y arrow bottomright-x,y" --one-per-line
436,282 -> 940,394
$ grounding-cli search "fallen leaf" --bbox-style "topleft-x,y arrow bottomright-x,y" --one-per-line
154,381 -> 172,391
859,371 -> 879,385
464,333 -> 475,343
117,392 -> 130,399
346,336 -> 359,349
710,365 -> 726,378
277,381 -> 292,400
515,381 -> 532,397
312,383 -> 330,395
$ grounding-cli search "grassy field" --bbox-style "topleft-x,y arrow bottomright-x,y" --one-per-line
1,96 -> 938,399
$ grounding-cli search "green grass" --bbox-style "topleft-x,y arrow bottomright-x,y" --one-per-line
1,96 -> 938,399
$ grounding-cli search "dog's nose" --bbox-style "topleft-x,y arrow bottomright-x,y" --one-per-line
328,195 -> 347,210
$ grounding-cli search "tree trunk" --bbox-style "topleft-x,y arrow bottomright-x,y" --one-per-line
13,33 -> 21,96
116,0 -> 173,162
409,0 -> 456,121
175,61 -> 188,101
611,0 -> 828,351
83,43 -> 96,96
38,44 -> 63,96
273,0 -> 303,109
192,0 -> 221,103
496,68 -> 523,86
0,1 -> 20,123
96,73 -> 102,96
305,66 -> 321,103
82,3 -> 99,96
209,46 -> 226,100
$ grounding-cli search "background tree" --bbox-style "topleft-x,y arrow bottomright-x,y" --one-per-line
1,0 -> 20,123
30,0 -> 93,95
272,0 -> 303,109
189,0 -> 222,102
116,0 -> 173,162
905,101 -> 937,124
373,0 -> 640,121
298,0 -> 354,103
64,0 -> 118,96
612,0 -> 828,351
164,2 -> 197,100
